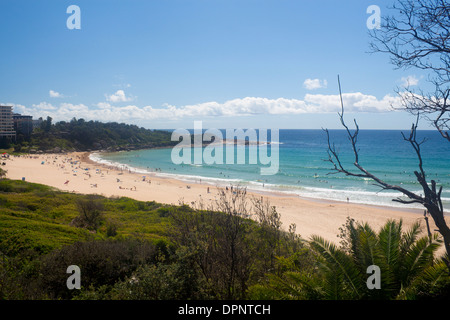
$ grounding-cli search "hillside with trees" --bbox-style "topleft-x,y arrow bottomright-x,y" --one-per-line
12,117 -> 176,153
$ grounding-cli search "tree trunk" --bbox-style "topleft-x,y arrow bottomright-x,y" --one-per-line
426,205 -> 450,271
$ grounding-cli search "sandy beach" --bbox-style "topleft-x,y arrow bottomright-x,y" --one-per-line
3,151 -> 446,246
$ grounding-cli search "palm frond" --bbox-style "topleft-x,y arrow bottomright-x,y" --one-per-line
421,260 -> 449,288
353,222 -> 381,267
265,272 -> 324,300
398,258 -> 450,300
378,220 -> 402,268
402,233 -> 442,285
399,221 -> 422,256
310,235 -> 363,299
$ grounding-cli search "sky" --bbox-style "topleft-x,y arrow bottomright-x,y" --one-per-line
0,0 -> 434,130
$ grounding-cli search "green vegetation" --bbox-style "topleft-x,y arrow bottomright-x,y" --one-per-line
9,117 -> 176,153
0,179 -> 449,300
254,218 -> 450,300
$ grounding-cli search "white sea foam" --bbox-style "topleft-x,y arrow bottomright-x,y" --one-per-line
243,182 -> 447,211
89,152 -> 244,186
89,152 -> 450,213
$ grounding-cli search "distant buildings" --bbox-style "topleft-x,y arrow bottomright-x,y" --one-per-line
0,105 -> 35,140
13,113 -> 33,136
0,105 -> 16,139
32,118 -> 43,130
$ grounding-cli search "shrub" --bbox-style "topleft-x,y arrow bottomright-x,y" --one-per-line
39,239 -> 157,299
71,195 -> 105,230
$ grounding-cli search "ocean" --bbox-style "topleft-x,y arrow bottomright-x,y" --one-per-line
90,129 -> 450,212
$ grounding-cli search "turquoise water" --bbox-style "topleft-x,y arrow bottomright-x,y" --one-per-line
91,129 -> 450,212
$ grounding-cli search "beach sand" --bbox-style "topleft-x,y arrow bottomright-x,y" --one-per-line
3,152 -> 446,247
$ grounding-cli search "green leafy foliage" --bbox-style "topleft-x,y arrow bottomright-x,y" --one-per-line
257,217 -> 450,300
14,118 -> 176,153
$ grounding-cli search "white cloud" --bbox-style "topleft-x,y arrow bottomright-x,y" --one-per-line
106,89 -> 134,103
8,92 -> 403,125
400,75 -> 419,87
304,93 -> 399,113
303,78 -> 328,90
49,90 -> 63,98
33,102 -> 57,111
96,102 -> 113,109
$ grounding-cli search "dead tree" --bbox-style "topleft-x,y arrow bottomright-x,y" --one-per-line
369,0 -> 450,141
324,76 -> 450,271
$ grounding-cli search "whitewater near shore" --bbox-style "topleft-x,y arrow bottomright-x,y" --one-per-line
4,152 -> 445,246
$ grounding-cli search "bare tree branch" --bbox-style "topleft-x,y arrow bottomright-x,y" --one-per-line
370,0 -> 450,143
325,75 -> 450,272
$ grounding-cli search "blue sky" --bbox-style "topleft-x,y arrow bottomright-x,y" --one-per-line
0,0 -> 432,129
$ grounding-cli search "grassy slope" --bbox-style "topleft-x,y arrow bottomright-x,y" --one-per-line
0,179 -> 172,256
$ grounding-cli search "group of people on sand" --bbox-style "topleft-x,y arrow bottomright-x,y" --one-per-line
119,185 -> 137,191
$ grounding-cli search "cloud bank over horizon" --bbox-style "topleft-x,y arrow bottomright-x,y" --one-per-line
6,91 -> 401,127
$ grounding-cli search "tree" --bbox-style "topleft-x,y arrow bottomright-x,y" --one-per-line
251,196 -> 283,273
324,76 -> 450,272
0,168 -> 6,179
72,195 -> 105,230
171,187 -> 305,299
369,0 -> 450,140
370,0 -> 450,265
170,188 -> 255,299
